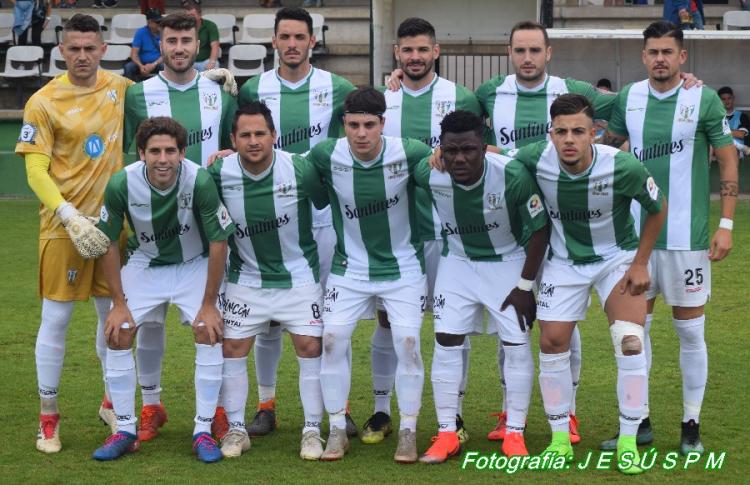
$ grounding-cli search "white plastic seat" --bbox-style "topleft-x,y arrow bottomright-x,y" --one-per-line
239,14 -> 275,44
203,14 -> 237,44
2,45 -> 44,79
311,13 -> 325,43
723,10 -> 750,30
100,44 -> 131,74
40,14 -> 62,45
228,44 -> 266,77
43,46 -> 66,78
108,14 -> 146,44
0,12 -> 15,44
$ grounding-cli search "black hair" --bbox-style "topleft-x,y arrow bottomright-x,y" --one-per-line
596,78 -> 612,91
344,87 -> 386,116
510,20 -> 549,47
159,13 -> 197,34
550,93 -> 594,121
643,20 -> 683,48
63,14 -> 102,38
233,101 -> 276,134
439,110 -> 484,141
274,7 -> 313,36
136,117 -> 188,153
718,86 -> 734,97
396,17 -> 436,43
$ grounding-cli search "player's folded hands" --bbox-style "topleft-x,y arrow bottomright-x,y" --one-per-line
56,202 -> 110,259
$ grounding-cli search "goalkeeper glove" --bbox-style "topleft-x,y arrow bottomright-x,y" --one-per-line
203,68 -> 238,96
56,202 -> 110,259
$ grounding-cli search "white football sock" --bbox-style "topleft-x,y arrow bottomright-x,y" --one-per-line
539,351 -> 572,433
194,343 -> 223,435
643,313 -> 653,417
298,356 -> 323,434
36,299 -> 74,412
107,348 -> 137,435
674,316 -> 707,422
254,325 -> 282,403
370,324 -> 396,416
458,337 -> 471,416
222,357 -> 248,430
136,322 -> 165,406
569,326 -> 582,415
93,297 -> 112,400
503,342 -> 533,432
616,353 -> 647,436
391,324 -> 424,430
320,323 -> 356,424
497,341 -> 507,412
431,341 -> 462,432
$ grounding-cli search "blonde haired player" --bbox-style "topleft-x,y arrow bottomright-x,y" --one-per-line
15,14 -> 132,453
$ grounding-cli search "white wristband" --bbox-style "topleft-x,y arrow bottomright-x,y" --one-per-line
517,278 -> 534,292
719,218 -> 733,231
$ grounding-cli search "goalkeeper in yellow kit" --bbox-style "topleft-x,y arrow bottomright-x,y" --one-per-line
15,14 -> 132,454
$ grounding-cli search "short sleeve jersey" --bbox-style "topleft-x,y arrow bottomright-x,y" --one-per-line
306,136 -> 433,281
15,70 -> 133,239
608,81 -> 733,250
98,160 -> 234,267
513,141 -> 663,265
475,74 -> 615,149
380,75 -> 483,241
412,152 -> 548,261
124,73 -> 237,167
209,151 -> 320,288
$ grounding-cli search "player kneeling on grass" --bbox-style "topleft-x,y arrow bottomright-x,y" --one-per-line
208,102 -> 327,460
509,94 -> 667,474
417,111 -> 549,463
93,117 -> 234,462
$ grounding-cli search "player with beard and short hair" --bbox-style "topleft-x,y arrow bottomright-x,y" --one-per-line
121,12 -> 238,444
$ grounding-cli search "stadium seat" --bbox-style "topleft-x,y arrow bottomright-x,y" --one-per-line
40,15 -> 62,46
0,13 -> 15,45
239,14 -> 275,44
723,10 -> 750,30
228,44 -> 266,78
2,45 -> 44,107
108,14 -> 147,45
204,14 -> 237,45
43,46 -> 66,78
100,44 -> 131,75
310,13 -> 328,49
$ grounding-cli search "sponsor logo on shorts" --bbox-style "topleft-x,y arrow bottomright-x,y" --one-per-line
324,287 -> 339,303
221,298 -> 251,319
539,282 -> 555,297
67,269 -> 78,285
432,293 -> 445,310
18,123 -> 37,144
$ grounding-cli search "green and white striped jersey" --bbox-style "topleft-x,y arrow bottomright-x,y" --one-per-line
380,75 -> 482,241
475,74 -> 615,149
124,73 -> 237,167
608,80 -> 733,250
209,151 -> 319,288
512,141 -> 662,265
239,67 -> 355,228
98,160 -> 235,267
412,152 -> 548,261
306,136 -> 433,281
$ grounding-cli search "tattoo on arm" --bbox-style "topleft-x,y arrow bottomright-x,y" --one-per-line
720,181 -> 739,197
602,131 -> 627,148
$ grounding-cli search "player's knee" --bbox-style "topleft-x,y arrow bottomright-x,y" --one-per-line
222,337 -> 250,358
295,336 -> 321,358
539,333 -> 568,354
435,332 -> 465,347
193,325 -> 212,345
610,320 -> 644,356
377,310 -> 390,328
322,330 -> 347,357
109,326 -> 135,350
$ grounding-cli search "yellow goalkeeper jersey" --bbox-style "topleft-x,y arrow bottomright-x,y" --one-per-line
16,70 -> 132,239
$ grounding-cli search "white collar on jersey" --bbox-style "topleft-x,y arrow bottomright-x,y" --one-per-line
453,157 -> 487,192
401,72 -> 438,97
349,136 -> 386,165
142,160 -> 183,195
516,73 -> 549,93
239,151 -> 276,181
647,79 -> 684,100
557,145 -> 597,179
158,70 -> 199,92
276,66 -> 315,90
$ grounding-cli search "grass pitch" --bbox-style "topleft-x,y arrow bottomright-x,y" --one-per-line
1,199 -> 748,484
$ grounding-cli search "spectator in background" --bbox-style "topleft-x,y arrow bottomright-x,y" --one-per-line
596,78 -> 613,93
124,8 -> 163,81
740,0 -> 750,12
92,0 -> 118,8
183,0 -> 220,71
139,0 -> 164,14
16,0 -> 50,46
663,0 -> 704,30
718,86 -> 750,157
594,78 -> 614,142
11,0 -> 35,42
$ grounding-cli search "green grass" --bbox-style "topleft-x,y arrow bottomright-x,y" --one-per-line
1,200 -> 748,484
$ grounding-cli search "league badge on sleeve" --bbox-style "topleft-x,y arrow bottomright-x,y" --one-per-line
100,205 -> 109,223
527,193 -> 544,218
217,203 -> 232,230
18,123 -> 37,144
646,176 -> 659,201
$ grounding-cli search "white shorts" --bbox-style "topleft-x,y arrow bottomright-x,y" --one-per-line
121,257 -> 208,326
324,272 -> 426,328
373,239 -> 441,315
646,249 -> 711,307
221,282 -> 324,339
536,251 -> 635,322
432,256 -> 528,344
313,224 -> 336,289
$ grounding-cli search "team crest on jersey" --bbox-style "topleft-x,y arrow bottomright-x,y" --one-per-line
646,176 -> 659,201
592,179 -> 609,196
486,193 -> 503,210
312,88 -> 330,107
179,192 -> 193,209
677,104 -> 695,123
67,269 -> 78,285
276,182 -> 295,198
107,89 -> 119,104
527,194 -> 544,218
387,162 -> 405,179
84,134 -> 105,158
202,92 -> 219,111
434,100 -> 454,119
18,123 -> 37,144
